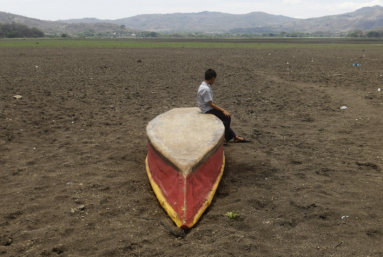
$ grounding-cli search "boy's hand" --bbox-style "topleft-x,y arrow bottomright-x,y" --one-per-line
223,110 -> 231,117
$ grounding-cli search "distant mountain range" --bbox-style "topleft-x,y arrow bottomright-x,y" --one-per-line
60,11 -> 297,32
0,12 -> 137,35
1,6 -> 383,35
266,5 -> 383,33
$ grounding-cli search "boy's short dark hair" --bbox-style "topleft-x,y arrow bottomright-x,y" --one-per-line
205,69 -> 217,80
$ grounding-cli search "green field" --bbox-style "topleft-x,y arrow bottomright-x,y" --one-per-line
0,38 -> 382,49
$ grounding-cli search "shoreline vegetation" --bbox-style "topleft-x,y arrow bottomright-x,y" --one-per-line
2,22 -> 383,41
0,22 -> 44,38
0,38 -> 382,49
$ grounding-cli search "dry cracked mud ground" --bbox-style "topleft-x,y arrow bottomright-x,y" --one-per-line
1,44 -> 383,256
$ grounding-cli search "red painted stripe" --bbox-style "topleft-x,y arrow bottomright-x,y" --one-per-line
147,143 -> 224,228
147,144 -> 184,219
185,144 -> 223,226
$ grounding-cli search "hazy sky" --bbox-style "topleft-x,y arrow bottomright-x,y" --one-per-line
1,0 -> 382,20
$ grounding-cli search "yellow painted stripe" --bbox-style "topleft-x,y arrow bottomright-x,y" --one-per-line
145,157 -> 183,227
188,153 -> 225,228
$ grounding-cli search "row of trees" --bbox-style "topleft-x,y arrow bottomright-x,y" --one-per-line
57,30 -> 383,39
67,30 -> 159,38
0,22 -> 44,38
347,30 -> 383,38
2,22 -> 382,39
159,30 -> 383,38
158,31 -> 346,38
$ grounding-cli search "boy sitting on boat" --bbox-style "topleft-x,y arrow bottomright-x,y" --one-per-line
197,69 -> 250,143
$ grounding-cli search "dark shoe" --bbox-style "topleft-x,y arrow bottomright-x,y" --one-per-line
234,137 -> 250,143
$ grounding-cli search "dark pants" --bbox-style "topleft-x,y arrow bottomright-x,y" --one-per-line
206,109 -> 236,142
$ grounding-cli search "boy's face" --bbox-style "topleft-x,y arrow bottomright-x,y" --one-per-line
210,77 -> 216,85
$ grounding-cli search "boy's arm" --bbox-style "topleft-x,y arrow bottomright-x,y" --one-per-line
208,101 -> 231,117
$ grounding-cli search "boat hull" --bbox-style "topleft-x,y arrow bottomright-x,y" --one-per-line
146,143 -> 225,229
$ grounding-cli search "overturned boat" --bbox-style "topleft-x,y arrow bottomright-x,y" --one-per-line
146,107 -> 225,230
